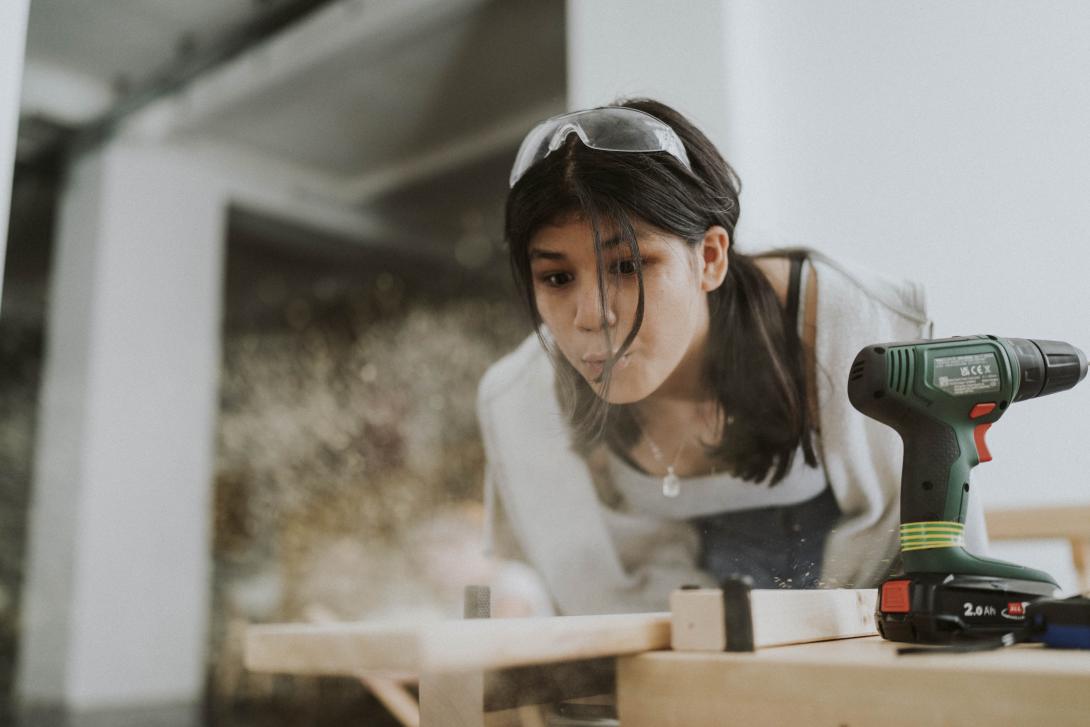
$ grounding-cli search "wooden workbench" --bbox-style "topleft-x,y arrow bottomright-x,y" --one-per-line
618,635 -> 1090,726
247,614 -> 1090,725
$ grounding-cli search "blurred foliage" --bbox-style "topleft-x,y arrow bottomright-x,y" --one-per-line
208,240 -> 529,706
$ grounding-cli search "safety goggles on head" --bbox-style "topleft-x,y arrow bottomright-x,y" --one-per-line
508,107 -> 693,188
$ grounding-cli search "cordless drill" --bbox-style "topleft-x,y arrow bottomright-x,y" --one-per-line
848,335 -> 1088,644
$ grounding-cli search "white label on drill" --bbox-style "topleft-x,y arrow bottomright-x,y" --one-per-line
933,353 -> 1001,396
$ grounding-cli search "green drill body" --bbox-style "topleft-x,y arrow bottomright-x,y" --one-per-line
848,335 -> 1088,587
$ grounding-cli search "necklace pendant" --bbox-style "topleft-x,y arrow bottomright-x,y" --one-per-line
662,466 -> 681,498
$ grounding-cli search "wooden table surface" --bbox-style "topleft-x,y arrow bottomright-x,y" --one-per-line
618,635 -> 1090,726
247,611 -> 1090,726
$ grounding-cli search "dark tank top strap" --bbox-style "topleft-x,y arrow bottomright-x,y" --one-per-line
694,251 -> 836,589
785,252 -> 804,336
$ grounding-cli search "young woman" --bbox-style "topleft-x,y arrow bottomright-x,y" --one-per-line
477,99 -> 989,615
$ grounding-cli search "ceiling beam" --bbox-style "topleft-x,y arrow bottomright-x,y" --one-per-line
338,98 -> 564,203
121,0 -> 491,143
182,139 -> 397,244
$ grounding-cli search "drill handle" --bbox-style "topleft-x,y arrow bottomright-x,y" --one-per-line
898,412 -> 972,525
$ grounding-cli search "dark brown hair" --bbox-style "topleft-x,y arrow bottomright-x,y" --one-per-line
505,98 -> 817,484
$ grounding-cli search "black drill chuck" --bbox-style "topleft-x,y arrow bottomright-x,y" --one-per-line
1007,338 -> 1089,401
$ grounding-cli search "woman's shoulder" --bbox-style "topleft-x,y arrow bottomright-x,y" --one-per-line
805,248 -> 930,329
756,245 -> 929,330
751,255 -> 792,307
477,332 -> 551,407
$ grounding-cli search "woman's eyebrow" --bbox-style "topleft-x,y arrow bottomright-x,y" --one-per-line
529,248 -> 565,261
530,235 -> 641,261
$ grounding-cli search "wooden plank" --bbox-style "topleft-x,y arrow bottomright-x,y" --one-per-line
247,589 -> 878,679
985,505 -> 1090,540
419,670 -> 484,727
358,674 -> 419,727
416,670 -> 555,727
245,612 -> 671,675
618,636 -> 1090,726
303,603 -> 420,726
671,588 -> 877,651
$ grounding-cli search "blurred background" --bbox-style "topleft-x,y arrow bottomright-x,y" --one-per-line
1,1 -> 1088,725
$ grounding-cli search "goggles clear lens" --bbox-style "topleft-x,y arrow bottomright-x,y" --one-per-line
508,107 -> 692,187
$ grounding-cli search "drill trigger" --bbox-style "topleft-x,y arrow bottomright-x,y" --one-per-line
969,402 -> 997,463
974,422 -> 993,463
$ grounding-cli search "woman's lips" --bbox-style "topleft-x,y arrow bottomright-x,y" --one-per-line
583,352 -> 632,378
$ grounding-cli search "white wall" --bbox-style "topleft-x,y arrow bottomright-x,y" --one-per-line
720,1 -> 1090,515
0,0 -> 31,308
567,0 -> 733,150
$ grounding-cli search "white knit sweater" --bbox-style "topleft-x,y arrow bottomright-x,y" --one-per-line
476,249 -> 991,615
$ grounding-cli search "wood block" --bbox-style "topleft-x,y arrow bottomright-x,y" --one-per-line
670,589 -> 730,651
670,588 -> 878,651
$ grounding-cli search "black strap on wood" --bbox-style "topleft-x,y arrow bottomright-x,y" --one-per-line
464,585 -> 491,619
721,575 -> 755,652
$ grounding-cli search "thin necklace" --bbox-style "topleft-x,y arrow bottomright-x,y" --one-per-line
644,431 -> 687,498
641,408 -> 732,498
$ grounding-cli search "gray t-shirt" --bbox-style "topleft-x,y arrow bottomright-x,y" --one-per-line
606,443 -> 840,588
604,442 -> 827,520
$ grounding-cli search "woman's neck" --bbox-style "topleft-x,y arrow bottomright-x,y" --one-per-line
636,339 -> 722,454
626,393 -> 724,478
636,395 -> 722,441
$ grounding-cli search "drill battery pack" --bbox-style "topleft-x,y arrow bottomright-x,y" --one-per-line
876,572 -> 1057,644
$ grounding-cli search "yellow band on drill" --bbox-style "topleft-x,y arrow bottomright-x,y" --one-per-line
899,521 -> 966,551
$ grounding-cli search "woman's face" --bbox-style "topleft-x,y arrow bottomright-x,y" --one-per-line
528,217 -> 727,404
